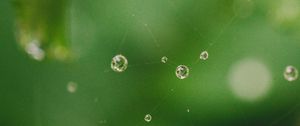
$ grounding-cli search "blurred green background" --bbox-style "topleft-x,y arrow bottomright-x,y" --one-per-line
1,0 -> 300,125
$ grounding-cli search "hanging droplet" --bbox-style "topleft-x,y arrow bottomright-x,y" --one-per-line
284,66 -> 298,82
161,56 -> 168,63
144,114 -> 152,122
67,81 -> 78,93
111,54 -> 128,72
200,51 -> 209,60
175,65 -> 189,79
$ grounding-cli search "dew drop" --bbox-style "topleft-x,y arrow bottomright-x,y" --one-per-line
67,81 -> 78,93
144,114 -> 152,122
284,66 -> 298,82
111,54 -> 128,72
175,65 -> 189,79
200,51 -> 209,60
161,56 -> 168,63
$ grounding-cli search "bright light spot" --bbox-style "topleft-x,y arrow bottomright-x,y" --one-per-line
25,40 -> 45,61
228,59 -> 272,102
67,81 -> 78,93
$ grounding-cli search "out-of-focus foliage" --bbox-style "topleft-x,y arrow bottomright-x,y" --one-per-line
1,0 -> 300,126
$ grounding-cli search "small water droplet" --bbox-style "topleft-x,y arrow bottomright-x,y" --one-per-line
175,65 -> 189,79
161,56 -> 168,63
67,81 -> 77,93
144,114 -> 152,122
111,54 -> 128,72
200,51 -> 209,60
284,66 -> 298,82
187,109 -> 190,112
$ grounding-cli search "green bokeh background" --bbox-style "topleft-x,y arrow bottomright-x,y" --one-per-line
1,0 -> 300,125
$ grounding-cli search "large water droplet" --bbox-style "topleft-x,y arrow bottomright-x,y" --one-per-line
284,66 -> 298,82
175,65 -> 189,79
161,56 -> 168,63
144,114 -> 152,122
200,51 -> 209,60
111,54 -> 128,72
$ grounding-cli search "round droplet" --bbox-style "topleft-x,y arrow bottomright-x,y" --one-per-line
161,56 -> 168,63
200,51 -> 209,60
175,65 -> 189,79
67,81 -> 78,93
111,54 -> 128,72
144,114 -> 152,122
284,66 -> 298,82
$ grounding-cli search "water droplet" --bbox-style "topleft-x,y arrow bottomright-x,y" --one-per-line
25,40 -> 45,61
187,109 -> 190,112
175,65 -> 189,79
284,66 -> 298,82
111,54 -> 128,72
161,56 -> 168,63
67,81 -> 78,93
144,114 -> 152,122
200,51 -> 209,60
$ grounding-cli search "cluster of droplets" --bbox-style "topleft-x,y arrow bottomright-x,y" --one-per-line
110,53 -> 299,83
111,54 -> 193,79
